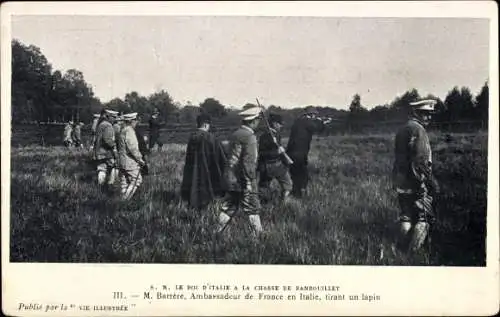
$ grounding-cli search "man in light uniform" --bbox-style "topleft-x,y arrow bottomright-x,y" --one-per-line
90,112 -> 103,150
93,109 -> 119,191
63,121 -> 74,147
393,99 -> 440,253
118,112 -> 146,200
216,106 -> 263,236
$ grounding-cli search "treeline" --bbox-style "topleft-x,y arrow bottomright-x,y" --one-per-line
12,39 -> 489,129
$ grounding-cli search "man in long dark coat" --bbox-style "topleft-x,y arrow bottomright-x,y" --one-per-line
148,107 -> 164,151
286,107 -> 327,197
181,113 -> 227,210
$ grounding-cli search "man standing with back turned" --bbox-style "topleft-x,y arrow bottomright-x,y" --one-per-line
393,99 -> 440,253
286,107 -> 328,198
257,113 -> 293,203
148,107 -> 164,152
216,105 -> 263,237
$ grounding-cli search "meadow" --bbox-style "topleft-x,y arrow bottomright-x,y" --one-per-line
9,131 -> 487,265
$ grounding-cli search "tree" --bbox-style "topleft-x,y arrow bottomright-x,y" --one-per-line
199,98 -> 226,117
349,94 -> 365,113
148,90 -> 178,121
12,39 -> 53,123
124,91 -> 149,114
179,105 -> 201,123
475,81 -> 489,124
444,86 -> 474,121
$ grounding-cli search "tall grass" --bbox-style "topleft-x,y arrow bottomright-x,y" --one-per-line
9,132 -> 487,265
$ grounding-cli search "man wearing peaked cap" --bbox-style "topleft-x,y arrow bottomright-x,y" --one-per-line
392,98 -> 440,254
93,108 -> 119,193
216,105 -> 264,237
118,112 -> 146,200
238,105 -> 262,121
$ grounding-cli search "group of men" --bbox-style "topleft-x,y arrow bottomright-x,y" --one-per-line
63,121 -> 84,148
91,109 -> 149,200
179,105 -> 333,237
90,98 -> 439,253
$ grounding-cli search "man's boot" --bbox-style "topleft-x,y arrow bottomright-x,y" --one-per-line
216,212 -> 231,234
409,221 -> 429,252
248,214 -> 263,237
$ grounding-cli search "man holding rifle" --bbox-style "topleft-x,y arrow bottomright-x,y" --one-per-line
257,112 -> 293,204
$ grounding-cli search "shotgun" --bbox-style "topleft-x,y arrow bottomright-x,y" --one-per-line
255,98 -> 294,165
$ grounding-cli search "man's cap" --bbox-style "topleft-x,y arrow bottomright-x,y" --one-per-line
269,113 -> 283,124
197,113 -> 212,125
304,107 -> 319,115
410,99 -> 437,112
239,106 -> 262,121
122,112 -> 138,121
93,113 -> 101,118
105,109 -> 119,116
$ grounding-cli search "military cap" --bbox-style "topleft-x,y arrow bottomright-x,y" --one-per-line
93,113 -> 101,118
239,106 -> 262,121
410,99 -> 437,112
122,112 -> 138,121
105,109 -> 119,116
269,113 -> 283,124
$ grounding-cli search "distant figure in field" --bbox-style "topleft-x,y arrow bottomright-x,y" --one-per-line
257,113 -> 293,204
216,106 -> 263,236
392,99 -> 440,253
181,113 -> 227,210
286,107 -> 328,198
148,108 -> 164,152
90,112 -> 102,150
93,109 -> 119,191
134,115 -> 150,160
72,122 -> 84,148
118,112 -> 146,200
63,121 -> 74,147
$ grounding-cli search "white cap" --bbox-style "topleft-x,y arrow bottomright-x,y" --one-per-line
93,113 -> 101,118
239,106 -> 262,121
122,112 -> 138,121
105,109 -> 119,116
409,99 -> 437,111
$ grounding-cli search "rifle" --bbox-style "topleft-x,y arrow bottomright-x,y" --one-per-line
255,98 -> 294,165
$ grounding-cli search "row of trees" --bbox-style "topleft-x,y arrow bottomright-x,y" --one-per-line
11,39 -> 489,129
347,83 -> 489,129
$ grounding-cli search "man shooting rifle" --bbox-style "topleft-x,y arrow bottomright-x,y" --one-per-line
255,99 -> 294,203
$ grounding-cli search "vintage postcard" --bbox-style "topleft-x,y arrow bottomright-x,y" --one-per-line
1,1 -> 499,316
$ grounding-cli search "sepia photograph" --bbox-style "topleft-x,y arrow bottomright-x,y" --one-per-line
2,1 -> 499,316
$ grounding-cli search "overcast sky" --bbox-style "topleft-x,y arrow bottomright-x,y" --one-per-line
11,15 -> 489,109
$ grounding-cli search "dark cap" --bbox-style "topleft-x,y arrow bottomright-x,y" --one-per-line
196,113 -> 212,126
269,113 -> 283,125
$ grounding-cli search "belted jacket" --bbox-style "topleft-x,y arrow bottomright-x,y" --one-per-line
224,125 -> 258,192
392,118 -> 433,194
93,120 -> 116,160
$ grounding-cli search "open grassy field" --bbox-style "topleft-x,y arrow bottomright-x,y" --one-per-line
9,131 -> 487,265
